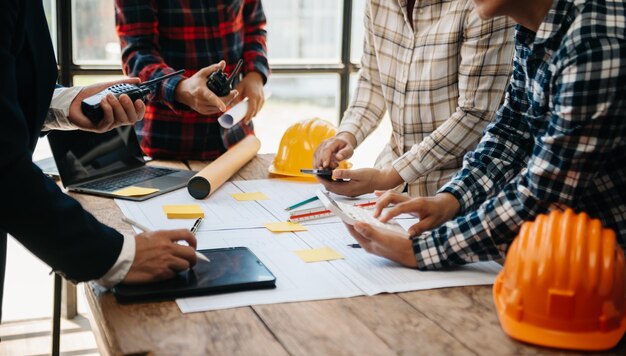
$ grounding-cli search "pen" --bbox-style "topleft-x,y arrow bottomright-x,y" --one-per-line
122,216 -> 210,263
190,217 -> 203,235
285,196 -> 319,211
188,217 -> 210,262
347,244 -> 362,248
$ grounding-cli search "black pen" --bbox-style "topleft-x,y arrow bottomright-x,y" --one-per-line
189,218 -> 210,262
190,217 -> 203,235
347,243 -> 362,248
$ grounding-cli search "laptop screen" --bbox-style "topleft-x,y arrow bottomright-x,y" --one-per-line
48,126 -> 145,187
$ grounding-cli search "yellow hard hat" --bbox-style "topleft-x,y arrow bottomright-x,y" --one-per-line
269,118 -> 350,179
494,209 -> 626,351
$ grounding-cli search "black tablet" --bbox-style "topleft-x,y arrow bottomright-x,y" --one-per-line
112,247 -> 276,303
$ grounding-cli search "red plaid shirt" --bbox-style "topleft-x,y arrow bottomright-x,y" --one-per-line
115,0 -> 269,160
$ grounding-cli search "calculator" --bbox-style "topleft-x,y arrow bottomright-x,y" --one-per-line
316,189 -> 409,237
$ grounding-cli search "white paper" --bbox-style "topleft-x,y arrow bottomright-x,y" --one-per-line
396,218 -> 419,231
233,179 -> 383,225
294,223 -> 502,296
178,223 -> 501,313
218,87 -> 272,128
115,182 -> 277,232
177,229 -> 362,312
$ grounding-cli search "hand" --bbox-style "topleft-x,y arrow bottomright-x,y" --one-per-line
122,229 -> 198,284
373,191 -> 461,236
316,167 -> 403,197
232,71 -> 265,123
174,61 -> 239,115
68,78 -> 146,133
346,222 -> 417,267
313,132 -> 357,169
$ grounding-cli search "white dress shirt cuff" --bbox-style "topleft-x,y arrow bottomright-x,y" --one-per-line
44,87 -> 84,131
96,234 -> 136,288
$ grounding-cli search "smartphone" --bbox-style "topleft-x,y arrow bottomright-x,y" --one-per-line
300,169 -> 332,177
300,169 -> 349,182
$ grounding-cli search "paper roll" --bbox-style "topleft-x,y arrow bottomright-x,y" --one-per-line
187,135 -> 261,199
218,88 -> 272,129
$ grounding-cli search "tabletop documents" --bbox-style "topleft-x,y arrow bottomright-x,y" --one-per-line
116,178 -> 502,313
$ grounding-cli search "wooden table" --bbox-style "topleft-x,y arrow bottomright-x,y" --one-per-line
74,154 -> 626,356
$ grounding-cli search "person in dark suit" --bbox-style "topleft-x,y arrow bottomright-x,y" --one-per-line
0,0 -> 199,321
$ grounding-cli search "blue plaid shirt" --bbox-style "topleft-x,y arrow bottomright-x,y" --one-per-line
412,0 -> 626,269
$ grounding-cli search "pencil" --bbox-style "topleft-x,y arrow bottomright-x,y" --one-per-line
285,196 -> 319,211
122,216 -> 210,263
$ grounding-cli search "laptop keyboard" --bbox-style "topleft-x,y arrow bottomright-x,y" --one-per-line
80,167 -> 176,192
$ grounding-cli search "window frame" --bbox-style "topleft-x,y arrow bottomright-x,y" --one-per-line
54,0 -> 360,119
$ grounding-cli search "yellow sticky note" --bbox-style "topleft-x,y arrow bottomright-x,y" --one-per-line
162,204 -> 205,219
112,186 -> 159,197
263,222 -> 308,232
294,247 -> 344,263
231,192 -> 269,201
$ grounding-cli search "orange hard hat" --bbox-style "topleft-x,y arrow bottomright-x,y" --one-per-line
493,209 -> 626,351
269,118 -> 350,179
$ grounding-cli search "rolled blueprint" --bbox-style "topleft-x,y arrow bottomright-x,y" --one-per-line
187,135 -> 261,199
218,88 -> 272,129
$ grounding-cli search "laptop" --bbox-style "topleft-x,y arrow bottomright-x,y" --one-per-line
47,126 -> 196,201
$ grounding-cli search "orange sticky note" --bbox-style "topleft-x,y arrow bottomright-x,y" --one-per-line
230,192 -> 269,201
162,204 -> 205,219
112,186 -> 159,197
263,222 -> 308,233
294,247 -> 344,263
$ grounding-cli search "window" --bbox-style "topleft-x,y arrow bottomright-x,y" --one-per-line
72,0 -> 120,65
43,0 -> 56,54
265,0 -> 342,63
351,0 -> 366,63
53,0 -> 368,155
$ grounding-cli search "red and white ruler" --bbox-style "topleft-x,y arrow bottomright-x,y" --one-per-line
288,200 -> 376,223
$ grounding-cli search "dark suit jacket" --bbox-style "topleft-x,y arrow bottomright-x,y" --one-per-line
0,0 -> 124,317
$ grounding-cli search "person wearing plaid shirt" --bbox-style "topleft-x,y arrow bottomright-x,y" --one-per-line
115,0 -> 269,160
314,0 -> 515,198
346,0 -> 626,269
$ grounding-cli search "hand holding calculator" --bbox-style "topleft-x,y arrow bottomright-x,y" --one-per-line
316,189 -> 409,237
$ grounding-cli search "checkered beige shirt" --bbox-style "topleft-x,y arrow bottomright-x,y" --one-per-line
339,0 -> 515,197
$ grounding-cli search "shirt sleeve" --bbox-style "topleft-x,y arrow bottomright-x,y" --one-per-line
96,234 -> 136,287
115,0 -> 187,112
337,1 -> 387,145
439,64 -> 534,215
43,86 -> 83,131
392,11 -> 515,184
242,0 -> 269,84
411,37 -> 626,270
